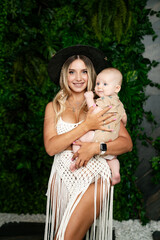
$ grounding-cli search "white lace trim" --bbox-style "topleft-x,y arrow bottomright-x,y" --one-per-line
56,117 -> 83,135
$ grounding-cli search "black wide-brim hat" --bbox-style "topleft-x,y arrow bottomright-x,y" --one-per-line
48,45 -> 108,85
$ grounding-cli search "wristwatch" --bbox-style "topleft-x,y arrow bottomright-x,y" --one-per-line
100,142 -> 107,155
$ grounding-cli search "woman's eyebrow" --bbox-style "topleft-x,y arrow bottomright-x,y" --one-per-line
81,68 -> 87,71
68,68 -> 87,71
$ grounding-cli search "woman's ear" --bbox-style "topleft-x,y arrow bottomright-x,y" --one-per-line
115,85 -> 121,93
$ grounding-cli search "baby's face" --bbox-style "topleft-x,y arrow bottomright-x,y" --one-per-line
95,71 -> 118,97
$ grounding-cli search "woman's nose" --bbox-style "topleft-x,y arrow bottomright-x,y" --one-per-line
76,73 -> 81,81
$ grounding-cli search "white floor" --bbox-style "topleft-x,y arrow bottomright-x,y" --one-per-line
0,213 -> 159,239
114,219 -> 160,240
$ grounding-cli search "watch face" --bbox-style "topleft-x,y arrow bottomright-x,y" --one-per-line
100,143 -> 107,151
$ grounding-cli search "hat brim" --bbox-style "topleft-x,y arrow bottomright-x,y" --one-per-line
48,45 -> 108,85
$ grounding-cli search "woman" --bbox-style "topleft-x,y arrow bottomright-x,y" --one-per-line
43,45 -> 133,240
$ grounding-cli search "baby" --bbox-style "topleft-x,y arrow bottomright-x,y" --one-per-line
70,68 -> 127,186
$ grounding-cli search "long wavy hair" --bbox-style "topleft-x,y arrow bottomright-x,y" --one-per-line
53,55 -> 96,122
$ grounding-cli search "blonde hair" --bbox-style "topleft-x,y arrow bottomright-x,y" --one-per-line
52,55 -> 96,122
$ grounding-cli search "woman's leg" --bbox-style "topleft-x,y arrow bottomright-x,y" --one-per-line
63,178 -> 108,240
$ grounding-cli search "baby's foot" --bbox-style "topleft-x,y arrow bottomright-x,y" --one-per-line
111,172 -> 121,186
70,162 -> 76,172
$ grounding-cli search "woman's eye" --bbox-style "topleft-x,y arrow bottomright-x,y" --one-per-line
83,70 -> 88,74
69,71 -> 74,74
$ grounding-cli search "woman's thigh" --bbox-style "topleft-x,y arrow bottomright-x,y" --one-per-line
64,178 -> 108,240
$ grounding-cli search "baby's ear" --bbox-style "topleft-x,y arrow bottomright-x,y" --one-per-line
115,85 -> 121,93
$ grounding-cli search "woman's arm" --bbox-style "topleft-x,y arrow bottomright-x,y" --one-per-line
72,121 -> 133,168
104,121 -> 132,155
43,102 -> 115,156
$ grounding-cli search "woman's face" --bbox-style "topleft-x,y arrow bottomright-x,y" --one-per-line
67,59 -> 88,93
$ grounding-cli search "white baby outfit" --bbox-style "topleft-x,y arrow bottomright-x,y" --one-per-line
44,117 -> 113,240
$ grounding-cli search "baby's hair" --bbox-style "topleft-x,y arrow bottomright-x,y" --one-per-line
100,67 -> 123,86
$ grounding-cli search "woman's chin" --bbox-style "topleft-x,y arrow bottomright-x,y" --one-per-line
70,85 -> 87,93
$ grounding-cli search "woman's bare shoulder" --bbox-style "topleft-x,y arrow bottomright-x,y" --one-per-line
45,101 -> 53,110
44,101 -> 57,138
44,101 -> 57,125
45,101 -> 55,115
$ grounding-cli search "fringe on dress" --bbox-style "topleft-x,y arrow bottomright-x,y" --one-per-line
44,117 -> 113,240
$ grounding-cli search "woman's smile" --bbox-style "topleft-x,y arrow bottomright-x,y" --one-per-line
73,81 -> 85,87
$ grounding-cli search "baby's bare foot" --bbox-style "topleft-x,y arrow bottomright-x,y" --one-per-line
111,173 -> 121,186
70,162 -> 76,172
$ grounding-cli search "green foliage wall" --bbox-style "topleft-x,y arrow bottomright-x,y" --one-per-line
0,0 -> 159,220
150,137 -> 160,184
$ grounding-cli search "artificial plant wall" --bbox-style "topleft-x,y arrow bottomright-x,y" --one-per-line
0,0 -> 159,221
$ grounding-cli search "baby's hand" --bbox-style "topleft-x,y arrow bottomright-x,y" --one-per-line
84,91 -> 94,100
84,91 -> 95,109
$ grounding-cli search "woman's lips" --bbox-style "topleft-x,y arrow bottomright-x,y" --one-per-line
73,82 -> 85,87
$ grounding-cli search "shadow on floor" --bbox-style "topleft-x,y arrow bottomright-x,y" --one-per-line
0,222 -> 116,240
0,222 -> 45,240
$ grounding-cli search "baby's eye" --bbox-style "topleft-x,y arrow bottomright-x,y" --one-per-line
104,83 -> 107,86
96,82 -> 100,86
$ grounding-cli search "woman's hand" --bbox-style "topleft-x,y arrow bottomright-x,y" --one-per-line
84,106 -> 115,132
71,141 -> 99,169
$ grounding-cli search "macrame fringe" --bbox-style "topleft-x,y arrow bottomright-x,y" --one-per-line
44,151 -> 113,240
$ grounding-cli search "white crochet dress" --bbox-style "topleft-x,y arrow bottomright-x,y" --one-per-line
44,117 -> 113,240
